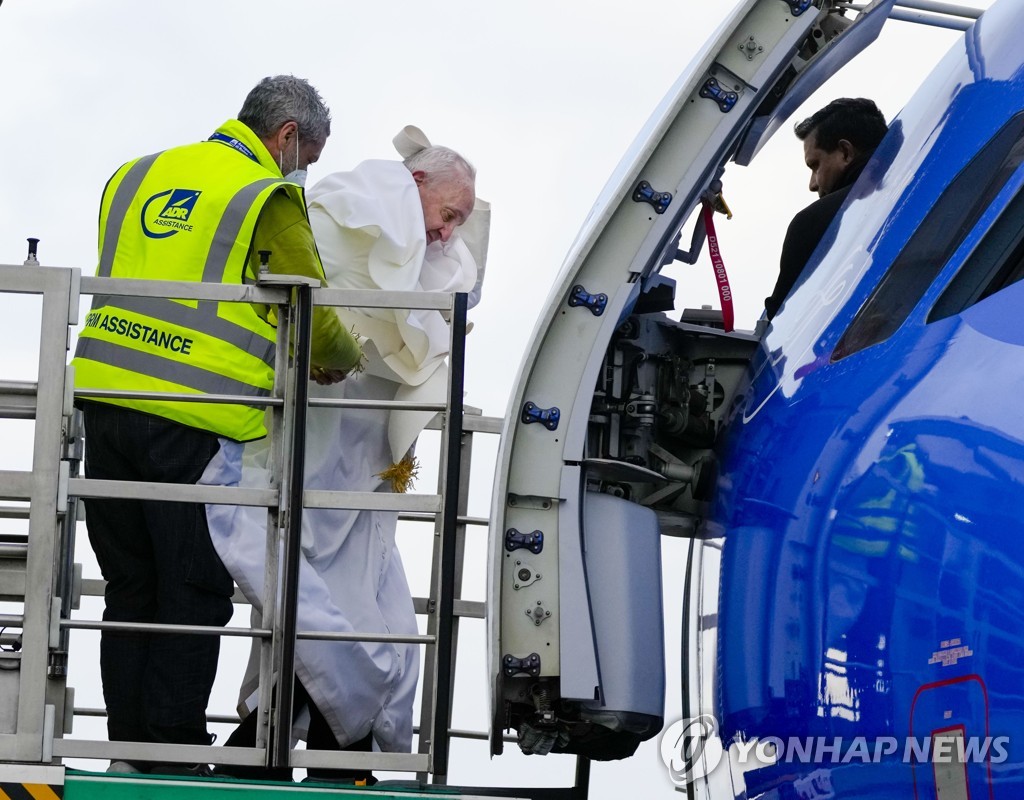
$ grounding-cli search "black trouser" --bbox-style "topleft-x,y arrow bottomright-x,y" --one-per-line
82,402 -> 234,748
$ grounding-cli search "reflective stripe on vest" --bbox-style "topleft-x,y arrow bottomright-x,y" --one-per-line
89,294 -> 275,368
98,154 -> 161,277
75,337 -> 270,399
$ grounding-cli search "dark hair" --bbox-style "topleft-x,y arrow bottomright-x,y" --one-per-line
795,97 -> 888,154
238,75 -> 331,142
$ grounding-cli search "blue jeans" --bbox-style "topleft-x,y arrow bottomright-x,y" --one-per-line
81,402 -> 235,747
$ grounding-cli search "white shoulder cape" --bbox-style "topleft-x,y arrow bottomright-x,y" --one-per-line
306,160 -> 486,461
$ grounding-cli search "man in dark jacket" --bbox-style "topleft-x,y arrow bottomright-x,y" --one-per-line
765,97 -> 888,319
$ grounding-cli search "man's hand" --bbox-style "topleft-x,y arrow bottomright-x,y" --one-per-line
310,366 -> 348,385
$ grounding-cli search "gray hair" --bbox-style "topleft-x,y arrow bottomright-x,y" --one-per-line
238,75 -> 332,143
404,146 -> 476,189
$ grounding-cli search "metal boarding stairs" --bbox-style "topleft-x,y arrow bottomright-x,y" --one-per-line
0,254 -> 540,799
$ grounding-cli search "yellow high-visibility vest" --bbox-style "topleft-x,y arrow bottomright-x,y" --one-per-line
73,120 -> 306,441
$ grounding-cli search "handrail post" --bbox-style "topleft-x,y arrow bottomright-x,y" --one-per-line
49,406 -> 83,683
253,289 -> 291,761
21,266 -> 78,760
269,281 -> 313,768
429,291 -> 467,783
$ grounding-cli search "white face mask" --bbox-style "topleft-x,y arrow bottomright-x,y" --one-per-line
281,133 -> 307,187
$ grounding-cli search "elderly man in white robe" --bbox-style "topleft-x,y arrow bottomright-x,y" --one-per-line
201,127 -> 487,782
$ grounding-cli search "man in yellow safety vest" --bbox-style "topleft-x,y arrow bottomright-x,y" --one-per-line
71,75 -> 361,775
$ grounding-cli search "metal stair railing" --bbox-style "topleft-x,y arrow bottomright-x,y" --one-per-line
0,264 -> 79,765
0,260 -> 501,784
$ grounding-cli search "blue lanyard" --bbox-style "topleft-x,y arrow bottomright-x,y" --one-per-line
208,132 -> 259,164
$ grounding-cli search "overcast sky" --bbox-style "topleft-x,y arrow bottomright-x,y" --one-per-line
0,0 -> 996,796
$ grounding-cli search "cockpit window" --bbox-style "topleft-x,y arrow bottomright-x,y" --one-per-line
831,113 -> 1024,362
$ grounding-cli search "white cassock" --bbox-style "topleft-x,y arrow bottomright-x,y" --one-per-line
201,157 -> 487,752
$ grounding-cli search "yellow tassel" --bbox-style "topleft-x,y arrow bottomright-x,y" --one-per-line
377,454 -> 419,493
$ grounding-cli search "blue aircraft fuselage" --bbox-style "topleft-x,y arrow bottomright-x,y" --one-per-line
713,2 -> 1024,796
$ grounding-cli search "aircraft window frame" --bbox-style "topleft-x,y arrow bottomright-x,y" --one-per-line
928,173 -> 1024,322
831,113 -> 1024,363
